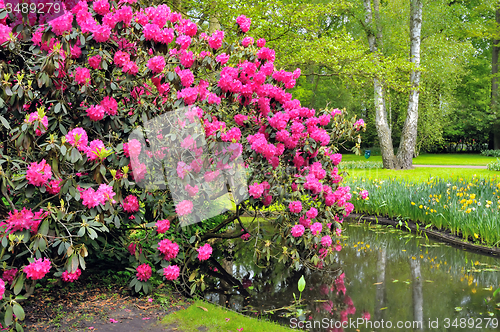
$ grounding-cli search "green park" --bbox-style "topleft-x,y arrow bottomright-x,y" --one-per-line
0,0 -> 500,331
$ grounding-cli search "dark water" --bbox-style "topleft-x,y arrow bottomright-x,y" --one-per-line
205,223 -> 500,331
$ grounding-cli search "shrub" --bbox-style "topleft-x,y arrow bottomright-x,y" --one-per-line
487,158 -> 500,171
481,150 -> 500,158
0,1 -> 364,329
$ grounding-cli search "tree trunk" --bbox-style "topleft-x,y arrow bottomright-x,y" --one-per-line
397,0 -> 422,169
410,258 -> 424,331
364,0 -> 397,169
374,248 -> 386,321
492,7 -> 500,150
208,2 -> 221,34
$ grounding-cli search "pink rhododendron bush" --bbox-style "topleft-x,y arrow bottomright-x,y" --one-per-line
0,0 -> 365,329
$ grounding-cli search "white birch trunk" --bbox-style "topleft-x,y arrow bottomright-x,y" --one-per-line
364,0 -> 397,169
397,0 -> 422,169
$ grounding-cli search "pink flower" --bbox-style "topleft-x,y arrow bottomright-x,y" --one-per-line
147,56 -> 166,74
93,24 -> 111,43
179,50 -> 195,68
175,200 -> 193,216
256,38 -> 266,48
241,233 -> 251,241
0,24 -> 12,46
291,224 -> 305,237
310,222 -> 322,236
234,114 -> 247,126
176,161 -> 191,179
49,12 -> 74,36
100,96 -> 118,116
216,53 -> 229,65
208,30 -> 224,49
321,235 -> 332,247
175,35 -> 191,49
114,51 -> 130,67
242,37 -> 254,47
197,243 -> 212,261
158,239 -> 179,261
136,264 -> 152,281
362,311 -> 371,321
24,258 -> 51,280
25,111 -> 49,135
289,201 -> 302,213
236,15 -> 251,33
93,0 -> 110,15
62,268 -> 82,282
86,105 -> 105,121
156,219 -> 170,234
27,160 -> 52,186
66,128 -> 89,151
306,207 -> 318,219
163,265 -> 180,280
359,190 -> 369,200
185,184 -> 198,197
0,279 -> 4,300
2,269 -> 17,285
86,139 -> 108,161
126,139 -> 142,158
330,153 -> 342,166
128,243 -> 137,255
354,119 -> 365,130
2,208 -> 47,233
248,183 -> 264,199
45,179 -> 62,195
74,67 -> 91,85
109,318 -> 118,323
204,170 -> 220,183
122,195 -> 139,213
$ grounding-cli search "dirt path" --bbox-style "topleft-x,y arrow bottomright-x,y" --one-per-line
22,282 -> 191,332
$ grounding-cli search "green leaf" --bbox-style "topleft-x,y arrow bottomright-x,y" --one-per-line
493,287 -> 500,298
298,275 -> 306,293
0,115 -> 11,129
70,148 -> 81,163
12,303 -> 25,321
38,219 -> 49,236
5,305 -> 13,326
13,274 -> 25,295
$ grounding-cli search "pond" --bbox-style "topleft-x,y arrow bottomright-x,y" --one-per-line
205,222 -> 500,331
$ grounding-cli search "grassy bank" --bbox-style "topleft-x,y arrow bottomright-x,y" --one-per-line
342,153 -> 496,166
346,168 -> 499,181
162,299 -> 292,331
345,174 -> 500,247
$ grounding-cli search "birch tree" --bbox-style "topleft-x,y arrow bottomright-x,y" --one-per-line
363,0 -> 398,169
397,0 -> 423,168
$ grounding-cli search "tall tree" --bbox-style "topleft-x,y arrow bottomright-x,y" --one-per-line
363,0 -> 398,169
492,5 -> 500,149
397,0 -> 422,168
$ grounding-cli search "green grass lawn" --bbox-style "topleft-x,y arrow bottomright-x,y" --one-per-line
346,167 -> 500,182
342,153 -> 496,166
162,299 -> 292,332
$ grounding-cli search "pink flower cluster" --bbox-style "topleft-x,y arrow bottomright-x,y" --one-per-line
289,201 -> 302,213
236,15 -> 251,33
24,258 -> 51,280
156,219 -> 171,234
122,195 -> 139,213
74,67 -> 91,86
3,208 -> 47,233
25,111 -> 49,135
0,279 -> 4,300
197,243 -> 212,261
291,224 -> 305,237
66,128 -> 89,151
175,200 -> 193,216
359,190 -> 369,200
62,268 -> 82,282
136,264 -> 152,281
163,265 -> 180,280
78,184 -> 116,208
158,239 -> 179,261
2,269 -> 17,285
26,159 -> 52,186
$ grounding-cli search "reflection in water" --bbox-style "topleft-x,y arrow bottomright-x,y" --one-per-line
206,223 -> 500,331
